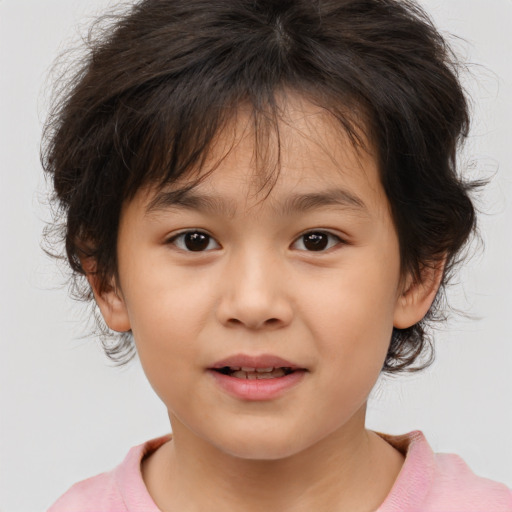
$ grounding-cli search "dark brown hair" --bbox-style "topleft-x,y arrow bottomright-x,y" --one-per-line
42,0 -> 479,371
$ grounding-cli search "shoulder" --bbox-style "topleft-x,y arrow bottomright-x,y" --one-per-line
429,451 -> 512,512
377,431 -> 512,512
47,434 -> 171,512
47,471 -> 120,512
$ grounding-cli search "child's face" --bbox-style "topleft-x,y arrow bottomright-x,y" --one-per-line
100,97 -> 422,459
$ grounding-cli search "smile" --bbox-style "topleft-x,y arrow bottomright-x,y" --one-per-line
214,366 -> 295,379
208,354 -> 307,400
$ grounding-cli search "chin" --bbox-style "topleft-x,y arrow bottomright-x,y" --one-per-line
211,428 -> 312,461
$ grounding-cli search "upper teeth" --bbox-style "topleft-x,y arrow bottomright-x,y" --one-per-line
229,367 -> 290,379
241,367 -> 274,373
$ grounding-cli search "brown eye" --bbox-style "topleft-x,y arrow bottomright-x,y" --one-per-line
303,232 -> 328,251
292,231 -> 341,252
170,231 -> 220,252
184,232 -> 209,251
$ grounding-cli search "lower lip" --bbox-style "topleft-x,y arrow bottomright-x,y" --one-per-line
208,370 -> 306,401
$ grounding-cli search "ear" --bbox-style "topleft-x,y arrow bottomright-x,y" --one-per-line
82,257 -> 131,333
393,260 -> 445,329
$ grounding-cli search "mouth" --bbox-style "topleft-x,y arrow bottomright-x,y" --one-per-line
210,354 -> 305,377
208,355 -> 307,400
213,366 -> 297,379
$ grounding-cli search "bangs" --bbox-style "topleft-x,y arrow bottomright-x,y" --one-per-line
115,84 -> 369,205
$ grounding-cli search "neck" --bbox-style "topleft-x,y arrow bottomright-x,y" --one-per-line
142,406 -> 404,512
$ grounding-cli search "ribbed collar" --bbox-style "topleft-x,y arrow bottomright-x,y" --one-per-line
113,431 -> 432,512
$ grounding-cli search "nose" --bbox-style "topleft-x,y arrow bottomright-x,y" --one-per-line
216,248 -> 294,331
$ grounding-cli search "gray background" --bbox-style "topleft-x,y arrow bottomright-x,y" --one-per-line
0,0 -> 511,510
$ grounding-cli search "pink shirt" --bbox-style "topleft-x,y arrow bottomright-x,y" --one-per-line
48,431 -> 512,511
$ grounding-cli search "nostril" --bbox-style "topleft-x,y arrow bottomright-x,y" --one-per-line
227,317 -> 280,328
228,317 -> 284,329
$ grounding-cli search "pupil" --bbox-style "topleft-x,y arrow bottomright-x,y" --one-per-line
185,232 -> 209,251
304,232 -> 328,251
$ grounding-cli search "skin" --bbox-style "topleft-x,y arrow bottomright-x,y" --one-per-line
91,95 -> 441,512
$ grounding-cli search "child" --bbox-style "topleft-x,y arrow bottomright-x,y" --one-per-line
43,0 -> 512,510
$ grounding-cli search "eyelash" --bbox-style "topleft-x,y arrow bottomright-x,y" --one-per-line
166,230 -> 345,253
291,231 -> 343,252
168,231 -> 221,252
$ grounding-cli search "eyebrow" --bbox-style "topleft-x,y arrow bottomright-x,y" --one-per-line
146,187 -> 238,217
279,189 -> 366,215
146,187 -> 367,217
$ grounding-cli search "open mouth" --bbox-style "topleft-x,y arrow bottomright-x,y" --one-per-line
213,366 -> 297,380
209,357 -> 307,399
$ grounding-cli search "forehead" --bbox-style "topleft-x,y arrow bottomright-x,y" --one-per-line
140,95 -> 386,218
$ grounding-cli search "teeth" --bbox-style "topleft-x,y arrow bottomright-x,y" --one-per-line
230,368 -> 287,379
270,368 -> 286,378
239,367 -> 278,373
255,371 -> 283,379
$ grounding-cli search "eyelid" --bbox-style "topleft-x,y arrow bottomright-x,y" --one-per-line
291,230 -> 346,252
166,229 -> 221,252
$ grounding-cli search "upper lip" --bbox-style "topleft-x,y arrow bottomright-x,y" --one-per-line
210,353 -> 303,370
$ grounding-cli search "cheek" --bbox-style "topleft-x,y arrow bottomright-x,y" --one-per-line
301,269 -> 396,423
121,266 -> 216,395
123,251 -> 216,334
300,254 -> 399,366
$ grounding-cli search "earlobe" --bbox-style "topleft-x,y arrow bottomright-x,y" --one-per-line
93,281 -> 132,333
393,260 -> 445,329
82,258 -> 131,333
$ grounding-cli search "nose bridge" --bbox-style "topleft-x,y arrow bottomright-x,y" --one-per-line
217,242 -> 292,329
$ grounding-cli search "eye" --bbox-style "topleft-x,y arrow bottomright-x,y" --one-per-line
292,231 -> 343,252
168,231 -> 220,252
